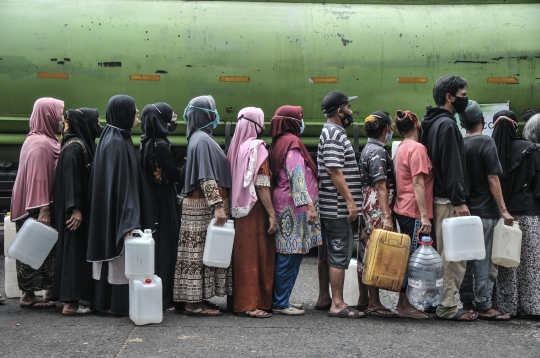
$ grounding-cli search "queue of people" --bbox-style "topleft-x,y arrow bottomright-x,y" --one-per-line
4,75 -> 540,322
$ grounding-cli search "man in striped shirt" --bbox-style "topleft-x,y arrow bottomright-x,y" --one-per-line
315,90 -> 364,319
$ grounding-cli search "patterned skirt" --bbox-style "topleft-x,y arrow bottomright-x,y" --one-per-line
173,196 -> 233,303
15,210 -> 55,292
358,186 -> 395,274
494,215 -> 540,316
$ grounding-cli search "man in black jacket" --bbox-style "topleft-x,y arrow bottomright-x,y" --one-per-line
421,75 -> 477,321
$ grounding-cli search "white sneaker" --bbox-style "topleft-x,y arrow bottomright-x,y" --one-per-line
290,303 -> 303,310
272,306 -> 305,316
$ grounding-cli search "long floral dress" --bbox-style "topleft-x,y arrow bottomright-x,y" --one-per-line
173,179 -> 232,302
273,149 -> 322,254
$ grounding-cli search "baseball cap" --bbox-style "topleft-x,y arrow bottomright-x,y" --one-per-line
321,90 -> 358,114
459,100 -> 483,124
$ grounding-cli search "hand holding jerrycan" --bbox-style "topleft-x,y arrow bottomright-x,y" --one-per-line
442,216 -> 485,261
203,219 -> 235,268
125,229 -> 155,280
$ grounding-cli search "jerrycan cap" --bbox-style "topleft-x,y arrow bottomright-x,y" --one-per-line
144,278 -> 152,284
144,229 -> 152,234
417,233 -> 433,246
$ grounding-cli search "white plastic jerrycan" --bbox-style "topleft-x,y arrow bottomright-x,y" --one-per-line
442,216 -> 485,261
7,218 -> 58,269
125,229 -> 155,280
129,275 -> 163,325
5,256 -> 22,298
203,219 -> 235,268
492,219 -> 522,268
4,213 -> 17,254
343,258 -> 360,306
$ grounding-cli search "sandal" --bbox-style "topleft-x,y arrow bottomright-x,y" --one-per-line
0,294 -> 6,305
435,309 -> 478,322
236,309 -> 272,318
315,303 -> 331,311
183,307 -> 222,316
62,304 -> 92,315
478,310 -> 510,321
20,300 -> 56,309
366,308 -> 398,318
397,309 -> 429,320
202,300 -> 219,309
327,306 -> 365,319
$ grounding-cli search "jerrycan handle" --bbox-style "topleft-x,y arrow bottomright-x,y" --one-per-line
417,231 -> 433,246
126,229 -> 144,241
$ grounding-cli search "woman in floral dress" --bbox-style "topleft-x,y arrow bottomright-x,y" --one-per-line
269,105 -> 321,315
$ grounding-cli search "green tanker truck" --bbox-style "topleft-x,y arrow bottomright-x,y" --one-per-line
0,0 -> 539,162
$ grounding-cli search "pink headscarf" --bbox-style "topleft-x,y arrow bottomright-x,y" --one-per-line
227,107 -> 268,218
11,98 -> 64,221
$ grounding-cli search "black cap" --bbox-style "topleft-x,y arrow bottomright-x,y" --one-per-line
321,90 -> 358,114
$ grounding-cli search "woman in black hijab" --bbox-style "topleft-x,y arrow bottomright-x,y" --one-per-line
53,108 -> 103,314
140,102 -> 181,311
87,94 -> 154,315
492,110 -> 540,318
173,95 -> 232,316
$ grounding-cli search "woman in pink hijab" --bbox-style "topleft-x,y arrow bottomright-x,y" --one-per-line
227,107 -> 277,318
11,97 -> 64,309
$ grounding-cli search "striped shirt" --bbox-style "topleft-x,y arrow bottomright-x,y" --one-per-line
317,123 -> 362,219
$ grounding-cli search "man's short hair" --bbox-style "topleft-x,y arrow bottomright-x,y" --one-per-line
433,75 -> 468,106
521,108 -> 540,123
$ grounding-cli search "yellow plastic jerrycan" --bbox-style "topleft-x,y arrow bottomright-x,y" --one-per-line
362,229 -> 411,292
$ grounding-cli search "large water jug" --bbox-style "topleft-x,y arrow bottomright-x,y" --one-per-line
492,219 -> 522,268
203,219 -> 235,268
406,236 -> 444,311
129,275 -> 163,325
442,216 -> 485,261
362,229 -> 411,292
125,229 -> 155,280
343,258 -> 360,306
7,218 -> 57,269
4,213 -> 17,253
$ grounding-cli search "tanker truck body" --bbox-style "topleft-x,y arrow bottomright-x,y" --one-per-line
0,0 -> 539,162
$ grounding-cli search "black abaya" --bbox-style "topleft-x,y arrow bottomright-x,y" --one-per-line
52,143 -> 93,303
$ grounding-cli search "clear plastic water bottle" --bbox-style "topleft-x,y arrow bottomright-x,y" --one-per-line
406,235 -> 444,311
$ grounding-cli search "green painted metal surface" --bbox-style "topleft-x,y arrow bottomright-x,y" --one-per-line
0,0 -> 539,161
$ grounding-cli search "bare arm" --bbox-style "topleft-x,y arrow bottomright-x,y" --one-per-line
488,174 -> 514,226
412,173 -> 432,234
326,167 -> 358,222
37,205 -> 51,227
373,180 -> 393,231
255,185 -> 277,234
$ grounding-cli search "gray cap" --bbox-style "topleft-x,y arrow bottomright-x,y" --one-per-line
459,100 -> 483,124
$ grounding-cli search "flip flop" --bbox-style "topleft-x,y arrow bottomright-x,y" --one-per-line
435,309 -> 478,322
397,309 -> 429,320
478,311 -> 510,321
20,300 -> 56,309
202,300 -> 219,309
366,308 -> 398,318
183,307 -> 222,316
62,304 -> 92,315
327,306 -> 366,319
315,303 -> 331,311
235,310 -> 272,318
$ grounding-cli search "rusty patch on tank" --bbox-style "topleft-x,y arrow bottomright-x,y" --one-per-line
155,70 -> 168,74
98,62 -> 122,67
337,33 -> 352,46
454,60 -> 490,64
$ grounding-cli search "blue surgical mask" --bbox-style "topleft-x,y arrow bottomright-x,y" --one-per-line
183,104 -> 220,130
385,131 -> 393,143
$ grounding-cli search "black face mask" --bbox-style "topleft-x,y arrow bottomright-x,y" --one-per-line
451,95 -> 469,114
340,110 -> 354,128
239,114 -> 264,139
167,121 -> 178,132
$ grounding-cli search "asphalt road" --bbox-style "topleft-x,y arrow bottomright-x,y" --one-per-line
1,232 -> 540,357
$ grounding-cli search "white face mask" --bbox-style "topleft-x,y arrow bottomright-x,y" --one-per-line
384,128 -> 393,142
